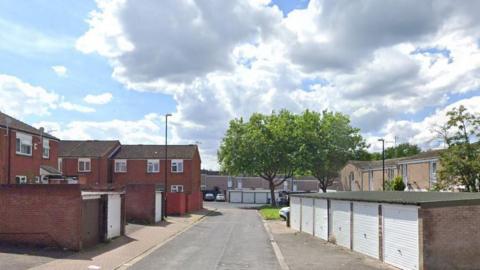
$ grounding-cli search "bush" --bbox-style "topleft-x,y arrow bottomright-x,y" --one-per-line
384,176 -> 405,191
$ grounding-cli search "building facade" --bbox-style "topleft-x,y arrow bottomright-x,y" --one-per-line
0,112 -> 61,184
339,150 -> 442,191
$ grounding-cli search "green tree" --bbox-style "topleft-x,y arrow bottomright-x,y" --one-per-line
384,176 -> 405,191
297,110 -> 366,192
437,105 -> 480,192
384,143 -> 421,159
218,110 -> 300,206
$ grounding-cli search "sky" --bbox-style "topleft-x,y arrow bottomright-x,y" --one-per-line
1,0 -> 480,170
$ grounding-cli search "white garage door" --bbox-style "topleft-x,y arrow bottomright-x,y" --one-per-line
290,197 -> 301,231
383,204 -> 419,270
243,192 -> 255,203
255,192 -> 268,204
301,198 -> 314,235
331,200 -> 351,249
353,202 -> 379,259
107,194 -> 121,239
314,199 -> 328,240
155,192 -> 162,223
229,191 -> 242,203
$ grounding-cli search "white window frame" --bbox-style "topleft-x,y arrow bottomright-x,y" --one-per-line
114,159 -> 127,173
42,138 -> 50,159
171,159 -> 184,173
430,161 -> 437,183
171,185 -> 184,193
78,158 -> 91,172
16,175 -> 27,184
58,158 -> 63,172
16,133 -> 32,156
147,159 -> 160,173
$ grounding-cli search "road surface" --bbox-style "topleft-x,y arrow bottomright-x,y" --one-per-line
129,202 -> 280,270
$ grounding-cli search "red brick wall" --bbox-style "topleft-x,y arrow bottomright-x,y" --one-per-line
187,191 -> 203,212
62,157 -> 109,187
5,130 -> 59,184
420,204 -> 480,269
0,184 -> 82,250
112,158 -> 201,194
166,192 -> 186,215
0,129 -> 5,183
125,184 -> 156,224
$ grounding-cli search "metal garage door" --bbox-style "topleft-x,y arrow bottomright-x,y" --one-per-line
107,194 -> 121,239
314,199 -> 328,240
243,192 -> 255,203
255,192 -> 268,204
155,192 -> 162,222
383,204 -> 419,270
229,191 -> 242,203
331,200 -> 351,249
290,196 -> 301,231
81,199 -> 101,248
301,198 -> 314,235
353,202 -> 379,259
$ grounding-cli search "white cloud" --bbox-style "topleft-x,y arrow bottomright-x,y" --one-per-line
84,92 -> 113,105
52,65 -> 67,77
76,0 -> 480,169
0,74 -> 96,117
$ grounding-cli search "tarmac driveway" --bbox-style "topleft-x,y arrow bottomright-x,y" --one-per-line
0,244 -> 71,270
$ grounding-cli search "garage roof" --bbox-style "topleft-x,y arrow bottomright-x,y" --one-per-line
291,191 -> 480,206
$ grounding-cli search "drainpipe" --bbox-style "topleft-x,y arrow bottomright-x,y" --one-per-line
6,122 -> 11,184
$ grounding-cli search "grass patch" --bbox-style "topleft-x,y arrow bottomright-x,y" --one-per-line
259,205 -> 282,220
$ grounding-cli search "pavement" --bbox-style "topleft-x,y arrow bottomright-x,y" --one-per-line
128,202 -> 281,270
267,220 -> 397,270
24,208 -> 211,270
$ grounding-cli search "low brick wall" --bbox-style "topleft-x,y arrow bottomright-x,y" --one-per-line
187,192 -> 203,212
420,204 -> 480,269
125,184 -> 156,224
167,192 -> 186,215
0,185 -> 82,250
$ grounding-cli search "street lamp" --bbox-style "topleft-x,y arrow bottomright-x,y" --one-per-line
378,138 -> 385,191
164,113 -> 172,220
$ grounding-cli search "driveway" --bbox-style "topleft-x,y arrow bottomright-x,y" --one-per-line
0,244 -> 71,270
129,202 -> 280,270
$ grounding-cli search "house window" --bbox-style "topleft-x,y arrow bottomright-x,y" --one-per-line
368,171 -> 373,191
16,133 -> 32,156
16,176 -> 27,184
349,172 -> 355,191
171,185 -> 184,193
78,158 -> 91,172
171,159 -> 184,173
115,159 -> 127,173
42,138 -> 50,159
387,168 -> 395,180
147,159 -> 160,173
58,158 -> 63,172
430,161 -> 437,183
237,179 -> 243,189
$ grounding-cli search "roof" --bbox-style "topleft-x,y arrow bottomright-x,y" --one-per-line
0,111 -> 58,140
113,145 -> 198,159
59,140 -> 120,158
40,165 -> 62,175
291,191 -> 480,206
348,149 -> 444,170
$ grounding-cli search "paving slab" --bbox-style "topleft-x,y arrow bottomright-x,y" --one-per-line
267,220 -> 397,270
28,209 -> 211,270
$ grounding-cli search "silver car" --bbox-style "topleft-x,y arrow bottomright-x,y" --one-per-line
216,193 -> 225,201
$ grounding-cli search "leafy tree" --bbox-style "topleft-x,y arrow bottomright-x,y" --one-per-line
384,143 -> 421,159
218,110 -> 300,206
437,106 -> 480,192
297,110 -> 366,192
384,176 -> 405,191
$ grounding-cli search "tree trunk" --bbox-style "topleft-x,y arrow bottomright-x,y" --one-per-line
321,185 -> 327,193
269,181 -> 277,207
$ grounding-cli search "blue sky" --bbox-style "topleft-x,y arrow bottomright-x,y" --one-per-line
1,0 -> 479,169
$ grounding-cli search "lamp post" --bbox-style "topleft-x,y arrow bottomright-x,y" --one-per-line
378,138 -> 385,191
164,113 -> 172,220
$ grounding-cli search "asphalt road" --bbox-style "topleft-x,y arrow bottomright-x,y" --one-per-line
129,202 -> 281,270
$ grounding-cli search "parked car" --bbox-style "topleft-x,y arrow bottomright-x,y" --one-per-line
204,193 -> 215,201
215,193 -> 225,201
279,207 -> 290,221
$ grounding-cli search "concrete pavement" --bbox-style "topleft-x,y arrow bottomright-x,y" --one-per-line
128,202 -> 281,270
267,220 -> 396,270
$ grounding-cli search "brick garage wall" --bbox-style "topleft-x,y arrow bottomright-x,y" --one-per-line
167,192 -> 186,215
187,191 -> 203,212
0,184 -> 82,250
0,128 -> 5,183
125,184 -> 156,224
420,204 -> 480,269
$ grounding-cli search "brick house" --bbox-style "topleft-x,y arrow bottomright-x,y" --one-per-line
111,145 -> 201,194
339,150 -> 442,191
58,140 -> 121,187
0,111 -> 61,184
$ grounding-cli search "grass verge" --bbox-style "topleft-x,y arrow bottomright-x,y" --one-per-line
259,205 -> 282,220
